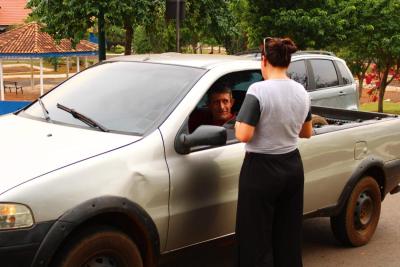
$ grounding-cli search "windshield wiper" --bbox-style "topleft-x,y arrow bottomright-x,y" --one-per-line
38,97 -> 51,121
56,103 -> 109,132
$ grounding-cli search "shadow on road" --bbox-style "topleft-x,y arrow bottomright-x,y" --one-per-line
159,218 -> 339,267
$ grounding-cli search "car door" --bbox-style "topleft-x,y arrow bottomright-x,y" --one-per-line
160,69 -> 263,251
334,60 -> 359,110
307,59 -> 344,108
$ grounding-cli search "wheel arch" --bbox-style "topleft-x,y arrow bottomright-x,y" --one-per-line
336,157 -> 386,215
31,196 -> 160,267
304,156 -> 386,219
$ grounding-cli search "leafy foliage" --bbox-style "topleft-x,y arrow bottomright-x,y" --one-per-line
133,26 -> 152,54
27,0 -> 162,56
235,0 -> 342,49
333,0 -> 400,112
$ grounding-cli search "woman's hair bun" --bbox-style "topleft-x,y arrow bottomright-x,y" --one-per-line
282,38 -> 298,54
264,37 -> 298,67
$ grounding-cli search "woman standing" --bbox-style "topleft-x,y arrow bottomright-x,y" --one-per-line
235,37 -> 313,267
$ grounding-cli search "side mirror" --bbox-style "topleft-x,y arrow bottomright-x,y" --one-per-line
175,125 -> 227,154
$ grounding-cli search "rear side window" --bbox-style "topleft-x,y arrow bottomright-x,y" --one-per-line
310,59 -> 339,89
336,61 -> 353,84
287,60 -> 307,89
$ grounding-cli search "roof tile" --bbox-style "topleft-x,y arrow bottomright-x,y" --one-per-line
0,0 -> 31,25
0,22 -> 98,55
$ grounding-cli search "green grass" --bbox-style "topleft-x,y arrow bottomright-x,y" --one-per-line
360,101 -> 400,115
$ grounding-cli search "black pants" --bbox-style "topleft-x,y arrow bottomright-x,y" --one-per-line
236,150 -> 304,267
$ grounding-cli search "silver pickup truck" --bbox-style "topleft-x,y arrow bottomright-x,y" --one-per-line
0,54 -> 399,267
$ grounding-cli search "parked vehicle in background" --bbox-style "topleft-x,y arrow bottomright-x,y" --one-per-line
1,54 -> 397,267
240,51 -> 359,110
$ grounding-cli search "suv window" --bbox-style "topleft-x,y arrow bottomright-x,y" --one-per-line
310,59 -> 339,89
336,60 -> 353,85
287,60 -> 307,89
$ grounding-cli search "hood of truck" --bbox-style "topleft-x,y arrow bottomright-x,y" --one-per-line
0,114 -> 141,194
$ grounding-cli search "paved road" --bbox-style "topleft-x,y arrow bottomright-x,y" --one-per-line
160,193 -> 400,267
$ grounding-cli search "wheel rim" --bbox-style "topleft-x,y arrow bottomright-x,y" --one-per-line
84,254 -> 119,267
354,191 -> 374,230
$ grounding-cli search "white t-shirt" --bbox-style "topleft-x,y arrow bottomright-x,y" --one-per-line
236,79 -> 311,154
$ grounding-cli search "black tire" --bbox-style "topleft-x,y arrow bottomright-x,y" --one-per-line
330,176 -> 381,246
54,226 -> 143,267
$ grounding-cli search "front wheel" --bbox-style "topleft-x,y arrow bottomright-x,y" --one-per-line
330,176 -> 381,246
55,226 -> 143,267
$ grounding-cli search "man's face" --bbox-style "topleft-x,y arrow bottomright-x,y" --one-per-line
208,92 -> 234,122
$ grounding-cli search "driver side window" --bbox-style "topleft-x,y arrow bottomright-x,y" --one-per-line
188,70 -> 263,141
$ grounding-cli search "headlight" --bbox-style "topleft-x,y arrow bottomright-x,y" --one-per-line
0,203 -> 34,230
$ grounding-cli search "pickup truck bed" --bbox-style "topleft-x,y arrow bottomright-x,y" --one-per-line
311,106 -> 398,134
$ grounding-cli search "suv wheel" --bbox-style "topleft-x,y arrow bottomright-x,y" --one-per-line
330,176 -> 381,246
55,226 -> 143,267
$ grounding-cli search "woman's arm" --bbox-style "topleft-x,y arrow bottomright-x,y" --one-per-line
299,120 -> 313,138
235,121 -> 256,143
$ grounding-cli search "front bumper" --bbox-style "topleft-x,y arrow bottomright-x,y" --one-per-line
0,221 -> 54,267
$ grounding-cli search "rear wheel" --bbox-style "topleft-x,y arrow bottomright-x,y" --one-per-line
330,176 -> 381,246
55,226 -> 143,267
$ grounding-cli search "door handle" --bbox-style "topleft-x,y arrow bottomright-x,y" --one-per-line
338,91 -> 347,96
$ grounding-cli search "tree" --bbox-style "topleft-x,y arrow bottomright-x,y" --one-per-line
177,0 -> 239,54
208,0 -> 244,54
133,25 -> 152,54
236,0 -> 343,49
334,0 -> 400,112
27,0 -> 161,59
28,0 -> 107,60
108,0 -> 160,55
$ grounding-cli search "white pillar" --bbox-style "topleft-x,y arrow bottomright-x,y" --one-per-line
30,58 -> 34,90
0,59 -> 4,101
40,58 -> 44,96
85,56 -> 88,68
66,57 -> 70,78
76,56 -> 80,73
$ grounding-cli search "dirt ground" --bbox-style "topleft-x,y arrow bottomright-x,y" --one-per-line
360,89 -> 400,104
3,78 -> 65,101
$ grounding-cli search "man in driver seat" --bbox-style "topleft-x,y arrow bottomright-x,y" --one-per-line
207,86 -> 236,126
188,85 -> 236,132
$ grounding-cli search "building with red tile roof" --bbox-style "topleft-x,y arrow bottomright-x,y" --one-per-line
0,0 -> 31,31
0,22 -> 98,58
0,22 -> 98,100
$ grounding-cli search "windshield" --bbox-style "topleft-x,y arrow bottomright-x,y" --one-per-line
22,61 -> 206,135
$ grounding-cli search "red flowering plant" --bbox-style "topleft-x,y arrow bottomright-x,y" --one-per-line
364,64 -> 380,102
364,64 -> 400,103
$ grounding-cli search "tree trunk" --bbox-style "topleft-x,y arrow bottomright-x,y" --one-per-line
378,68 -> 389,113
210,45 -> 214,54
124,23 -> 133,55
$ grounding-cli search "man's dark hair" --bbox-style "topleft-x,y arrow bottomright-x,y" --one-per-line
207,84 -> 233,103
